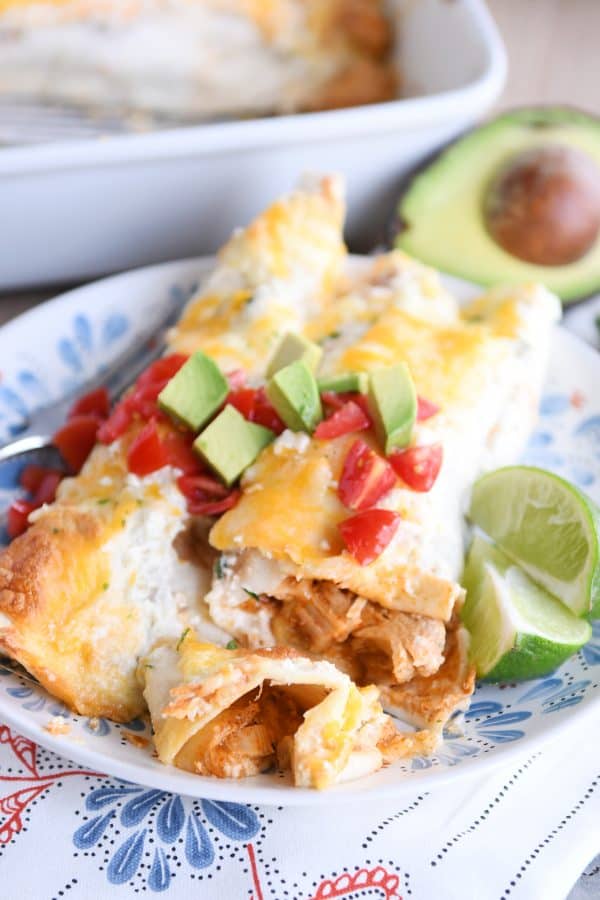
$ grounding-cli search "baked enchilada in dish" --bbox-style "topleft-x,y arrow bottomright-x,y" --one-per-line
0,0 -> 395,120
0,175 -> 560,787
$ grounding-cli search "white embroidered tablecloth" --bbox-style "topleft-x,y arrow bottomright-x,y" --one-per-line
0,716 -> 598,899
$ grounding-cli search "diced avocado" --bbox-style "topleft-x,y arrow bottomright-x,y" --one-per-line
266,360 -> 323,432
267,332 -> 323,377
391,107 -> 600,304
193,405 -> 274,486
368,363 -> 416,454
317,372 -> 368,394
158,351 -> 228,432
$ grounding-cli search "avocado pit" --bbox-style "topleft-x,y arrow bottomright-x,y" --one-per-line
484,145 -> 600,266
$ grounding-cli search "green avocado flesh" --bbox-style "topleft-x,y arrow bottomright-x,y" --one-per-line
266,360 -> 323,432
317,372 -> 368,394
267,332 -> 323,377
393,107 -> 600,303
193,405 -> 275,486
158,351 -> 228,431
368,363 -> 416,455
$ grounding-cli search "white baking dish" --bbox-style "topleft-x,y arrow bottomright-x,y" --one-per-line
0,0 -> 505,290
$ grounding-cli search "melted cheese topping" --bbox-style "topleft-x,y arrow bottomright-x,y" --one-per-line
209,268 -> 560,626
169,175 -> 346,372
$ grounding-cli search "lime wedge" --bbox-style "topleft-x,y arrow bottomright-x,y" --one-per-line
469,466 -> 600,618
462,535 -> 592,681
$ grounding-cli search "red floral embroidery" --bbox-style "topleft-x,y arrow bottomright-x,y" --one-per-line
0,723 -> 103,845
311,867 -> 401,899
247,844 -> 402,900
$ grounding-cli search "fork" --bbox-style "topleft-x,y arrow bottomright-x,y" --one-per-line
0,294 -> 188,474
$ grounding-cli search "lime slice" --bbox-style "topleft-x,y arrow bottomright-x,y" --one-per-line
469,466 -> 600,618
462,535 -> 592,681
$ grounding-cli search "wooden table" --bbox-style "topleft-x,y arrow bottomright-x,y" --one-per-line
489,0 -> 600,115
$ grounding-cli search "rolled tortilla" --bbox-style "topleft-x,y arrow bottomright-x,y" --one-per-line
206,264 -> 561,693
0,175 -> 345,721
140,632 -> 432,789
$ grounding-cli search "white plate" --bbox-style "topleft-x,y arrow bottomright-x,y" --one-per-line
0,257 -> 598,806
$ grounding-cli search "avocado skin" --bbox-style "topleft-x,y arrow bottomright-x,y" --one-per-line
390,107 -> 600,304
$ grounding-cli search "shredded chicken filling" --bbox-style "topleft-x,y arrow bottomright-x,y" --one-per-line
264,577 -> 447,686
174,683 -> 320,779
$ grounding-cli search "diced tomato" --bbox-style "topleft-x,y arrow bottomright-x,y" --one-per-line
97,401 -> 133,444
226,369 -> 247,390
6,499 -> 36,540
187,491 -> 241,517
53,414 -> 99,473
389,443 -> 443,493
251,390 -> 286,434
163,432 -> 204,475
228,386 -> 285,434
321,391 -> 347,412
32,471 -> 62,507
68,387 -> 110,421
136,354 -> 188,389
177,473 -> 230,502
417,396 -> 440,421
314,401 -> 370,440
177,474 -> 238,517
228,387 -> 256,421
339,509 -> 400,566
338,439 -> 396,511
127,421 -> 169,476
129,379 -> 170,420
19,464 -> 53,495
322,391 -> 372,422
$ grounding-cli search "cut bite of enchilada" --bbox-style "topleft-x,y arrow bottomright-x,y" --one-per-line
140,631 -> 436,788
0,175 -> 345,721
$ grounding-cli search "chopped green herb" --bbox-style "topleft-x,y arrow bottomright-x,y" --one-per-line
176,627 -> 190,651
226,639 -> 239,650
52,528 -> 61,535
121,519 -> 127,528
97,498 -> 111,505
214,556 -> 225,579
144,663 -> 154,670
243,587 -> 259,601
595,313 -> 600,338
319,330 -> 341,344
102,582 -> 109,591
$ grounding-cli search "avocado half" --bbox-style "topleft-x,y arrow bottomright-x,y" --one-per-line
391,107 -> 600,304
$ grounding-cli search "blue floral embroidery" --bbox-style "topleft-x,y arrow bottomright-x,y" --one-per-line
73,783 -> 260,892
